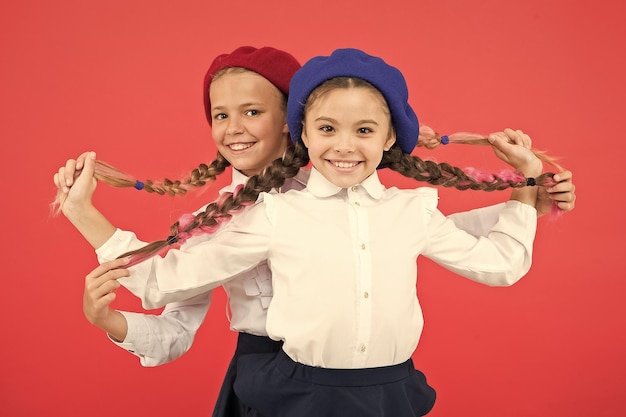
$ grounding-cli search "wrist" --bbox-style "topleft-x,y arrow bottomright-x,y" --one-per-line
99,311 -> 129,342
62,200 -> 96,221
517,160 -> 543,179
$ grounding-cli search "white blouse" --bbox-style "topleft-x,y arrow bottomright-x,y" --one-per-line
117,168 -> 536,369
95,169 -> 307,365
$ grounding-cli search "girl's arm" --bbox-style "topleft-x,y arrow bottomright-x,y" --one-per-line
91,229 -> 215,366
488,128 -> 543,207
424,130 -> 545,286
449,169 -> 575,236
83,260 -> 211,366
115,297 -> 211,366
105,200 -> 272,309
425,201 -> 536,287
55,153 -> 212,365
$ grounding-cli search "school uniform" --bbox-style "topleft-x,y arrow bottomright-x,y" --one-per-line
95,168 -> 308,417
117,167 -> 536,416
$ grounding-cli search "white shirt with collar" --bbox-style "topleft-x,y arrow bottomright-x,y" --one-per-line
96,168 -> 308,366
118,168 -> 537,369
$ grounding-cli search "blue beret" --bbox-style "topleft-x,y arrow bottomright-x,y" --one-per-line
287,48 -> 418,154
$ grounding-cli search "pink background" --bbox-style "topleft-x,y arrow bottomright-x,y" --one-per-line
1,0 -> 624,416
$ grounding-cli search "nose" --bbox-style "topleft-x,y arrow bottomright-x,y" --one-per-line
334,132 -> 355,153
226,115 -> 244,135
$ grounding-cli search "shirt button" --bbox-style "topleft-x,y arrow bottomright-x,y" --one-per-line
351,186 -> 358,192
354,201 -> 360,206
360,345 -> 367,353
361,243 -> 366,250
364,291 -> 369,299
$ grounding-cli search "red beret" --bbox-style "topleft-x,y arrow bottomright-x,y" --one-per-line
203,46 -> 301,124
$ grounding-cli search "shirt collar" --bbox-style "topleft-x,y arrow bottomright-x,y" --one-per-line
223,168 -> 310,194
221,169 -> 249,194
306,168 -> 385,200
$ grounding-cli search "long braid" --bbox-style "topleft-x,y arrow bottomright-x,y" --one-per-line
118,142 -> 310,267
417,125 -> 564,172
93,152 -> 231,196
382,146 -> 556,191
51,153 -> 231,215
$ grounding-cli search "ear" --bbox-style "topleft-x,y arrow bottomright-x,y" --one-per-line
282,122 -> 289,134
301,123 -> 310,148
383,131 -> 397,151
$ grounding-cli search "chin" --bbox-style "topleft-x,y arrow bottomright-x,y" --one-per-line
330,177 -> 364,188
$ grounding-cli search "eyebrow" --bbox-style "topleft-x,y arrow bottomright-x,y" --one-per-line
314,116 -> 380,125
212,102 -> 265,111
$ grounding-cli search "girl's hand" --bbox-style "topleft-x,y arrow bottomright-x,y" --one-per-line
83,258 -> 130,327
488,128 -> 543,178
53,151 -> 98,216
536,170 -> 576,216
52,151 -> 116,249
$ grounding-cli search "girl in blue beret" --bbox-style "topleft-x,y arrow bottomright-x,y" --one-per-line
55,48 -> 574,416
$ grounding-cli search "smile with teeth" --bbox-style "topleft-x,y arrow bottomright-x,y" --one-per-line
228,142 -> 254,151
330,160 -> 360,168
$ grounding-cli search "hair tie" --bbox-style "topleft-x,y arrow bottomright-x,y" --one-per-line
526,178 -> 536,187
166,235 -> 179,245
440,135 -> 450,145
134,180 -> 145,190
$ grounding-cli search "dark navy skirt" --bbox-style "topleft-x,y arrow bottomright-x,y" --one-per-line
211,332 -> 283,417
233,349 -> 436,417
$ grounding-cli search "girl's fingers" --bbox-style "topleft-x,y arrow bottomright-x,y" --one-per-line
503,128 -> 532,148
502,128 -> 519,145
555,198 -> 575,212
85,258 -> 131,282
81,152 -> 96,178
516,129 -> 532,149
95,291 -> 117,309
547,170 -> 574,193
88,279 -> 122,301
552,170 -> 573,183
85,262 -> 128,307
64,159 -> 78,187
54,166 -> 70,193
53,171 -> 65,192
91,267 -> 130,288
548,182 -> 574,195
75,151 -> 92,171
54,152 -> 93,191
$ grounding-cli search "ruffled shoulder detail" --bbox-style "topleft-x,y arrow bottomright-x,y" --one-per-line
417,187 -> 438,222
406,187 -> 439,224
258,192 -> 277,224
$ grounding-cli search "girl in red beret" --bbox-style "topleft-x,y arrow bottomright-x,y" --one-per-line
54,46 -> 304,417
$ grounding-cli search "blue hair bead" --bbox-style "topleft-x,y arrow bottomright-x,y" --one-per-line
526,178 -> 536,187
166,235 -> 179,245
440,135 -> 450,145
134,180 -> 145,190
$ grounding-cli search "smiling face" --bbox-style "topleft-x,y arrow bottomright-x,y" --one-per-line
209,69 -> 290,176
301,82 -> 396,188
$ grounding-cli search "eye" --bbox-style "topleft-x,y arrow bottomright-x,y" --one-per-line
357,127 -> 373,135
244,109 -> 260,116
319,125 -> 334,133
213,113 -> 227,121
